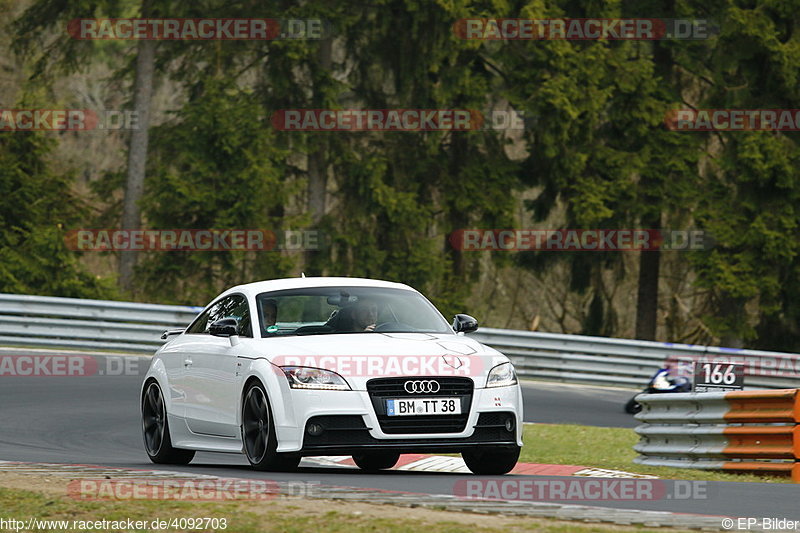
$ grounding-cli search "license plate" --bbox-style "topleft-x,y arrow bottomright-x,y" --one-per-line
386,397 -> 461,416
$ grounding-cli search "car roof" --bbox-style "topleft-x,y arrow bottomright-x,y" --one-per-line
219,276 -> 417,300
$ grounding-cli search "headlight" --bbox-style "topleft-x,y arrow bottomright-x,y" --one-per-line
280,366 -> 351,391
486,362 -> 517,388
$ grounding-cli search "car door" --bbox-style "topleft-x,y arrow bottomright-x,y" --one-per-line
166,303 -> 221,421
183,294 -> 251,438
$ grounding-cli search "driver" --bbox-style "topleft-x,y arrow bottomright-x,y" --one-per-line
351,300 -> 378,332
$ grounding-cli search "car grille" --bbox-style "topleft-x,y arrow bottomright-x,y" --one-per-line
366,377 -> 474,434
367,377 -> 473,396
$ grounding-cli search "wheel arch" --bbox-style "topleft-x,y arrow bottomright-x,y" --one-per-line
141,376 -> 158,401
241,375 -> 264,407
237,359 -> 288,428
140,356 -> 173,414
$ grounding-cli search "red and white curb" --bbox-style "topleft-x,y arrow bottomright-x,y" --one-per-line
573,467 -> 657,479
0,458 -> 652,479
302,455 -> 656,478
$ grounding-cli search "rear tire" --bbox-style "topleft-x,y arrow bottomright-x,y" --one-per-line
462,446 -> 520,475
141,381 -> 195,465
352,452 -> 400,472
241,381 -> 300,472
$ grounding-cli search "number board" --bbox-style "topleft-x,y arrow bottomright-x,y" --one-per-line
693,361 -> 745,392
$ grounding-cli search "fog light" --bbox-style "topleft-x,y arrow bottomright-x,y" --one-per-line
307,423 -> 324,436
504,417 -> 515,432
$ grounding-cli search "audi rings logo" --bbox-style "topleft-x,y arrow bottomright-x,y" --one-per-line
404,380 -> 440,394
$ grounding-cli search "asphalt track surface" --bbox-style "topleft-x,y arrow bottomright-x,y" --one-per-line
1,349 -> 798,521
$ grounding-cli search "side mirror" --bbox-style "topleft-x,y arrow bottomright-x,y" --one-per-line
452,314 -> 478,333
209,317 -> 238,337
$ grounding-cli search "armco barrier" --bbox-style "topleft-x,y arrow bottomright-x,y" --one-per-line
0,294 -> 201,353
470,328 -> 800,389
633,389 -> 800,481
0,293 -> 799,391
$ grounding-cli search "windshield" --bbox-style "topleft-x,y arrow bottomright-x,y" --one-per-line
255,286 -> 452,337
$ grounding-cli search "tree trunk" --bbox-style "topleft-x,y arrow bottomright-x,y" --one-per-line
307,150 -> 327,225
304,37 -> 333,273
118,36 -> 155,292
719,293 -> 745,348
447,135 -> 468,279
634,7 -> 672,341
635,241 -> 661,340
307,36 -> 332,223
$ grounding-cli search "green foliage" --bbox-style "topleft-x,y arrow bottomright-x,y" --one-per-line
136,80 -> 298,303
0,132 -> 114,298
688,1 -> 800,346
500,3 -> 696,332
8,0 -> 800,349
12,0 -> 134,79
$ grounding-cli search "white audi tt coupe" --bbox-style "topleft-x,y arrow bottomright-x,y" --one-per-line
141,277 -> 523,474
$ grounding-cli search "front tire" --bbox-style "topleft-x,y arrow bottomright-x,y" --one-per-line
624,397 -> 642,414
462,446 -> 520,475
241,381 -> 300,472
352,452 -> 400,472
141,381 -> 195,465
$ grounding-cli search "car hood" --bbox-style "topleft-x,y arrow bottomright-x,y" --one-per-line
251,332 -> 508,390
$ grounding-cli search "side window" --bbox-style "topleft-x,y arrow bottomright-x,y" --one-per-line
185,295 -> 252,337
186,307 -> 214,334
225,296 -> 252,338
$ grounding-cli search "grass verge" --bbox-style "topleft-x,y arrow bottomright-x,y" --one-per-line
0,484 -> 697,533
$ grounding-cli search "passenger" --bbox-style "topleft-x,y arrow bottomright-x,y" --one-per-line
261,299 -> 278,330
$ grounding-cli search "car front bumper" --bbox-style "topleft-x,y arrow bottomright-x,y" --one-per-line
272,383 -> 523,454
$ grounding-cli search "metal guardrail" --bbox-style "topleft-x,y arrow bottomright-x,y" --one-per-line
470,328 -> 800,389
0,293 -> 798,391
633,390 -> 800,481
0,294 -> 202,353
